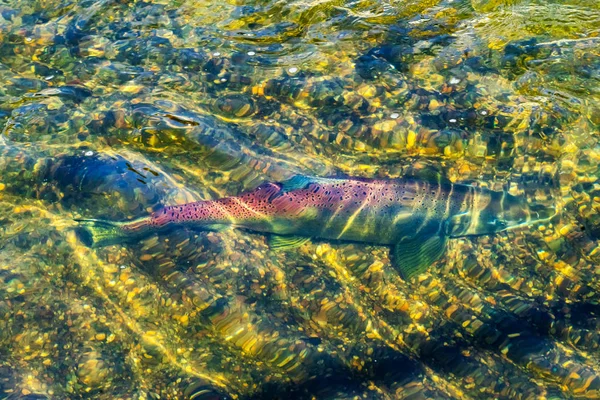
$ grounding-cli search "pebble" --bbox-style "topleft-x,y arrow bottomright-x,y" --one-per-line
407,131 -> 416,149
373,120 -> 396,133
390,112 -> 400,119
288,67 -> 298,74
429,99 -> 441,110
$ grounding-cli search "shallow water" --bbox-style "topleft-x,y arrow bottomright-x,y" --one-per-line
0,0 -> 599,398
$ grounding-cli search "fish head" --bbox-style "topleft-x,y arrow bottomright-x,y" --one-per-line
492,192 -> 531,231
498,193 -> 557,231
448,190 -> 556,237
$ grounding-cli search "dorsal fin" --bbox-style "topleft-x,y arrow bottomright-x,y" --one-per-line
279,175 -> 349,192
279,175 -> 314,191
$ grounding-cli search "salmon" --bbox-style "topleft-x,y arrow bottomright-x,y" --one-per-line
77,175 -> 554,279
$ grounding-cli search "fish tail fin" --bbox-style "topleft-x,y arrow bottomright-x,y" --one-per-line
74,218 -> 133,247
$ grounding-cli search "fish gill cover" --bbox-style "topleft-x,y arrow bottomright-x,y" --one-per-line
0,0 -> 599,398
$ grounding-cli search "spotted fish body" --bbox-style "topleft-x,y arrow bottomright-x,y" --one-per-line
78,175 -> 552,279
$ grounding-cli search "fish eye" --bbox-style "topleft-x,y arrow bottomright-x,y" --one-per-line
489,219 -> 507,228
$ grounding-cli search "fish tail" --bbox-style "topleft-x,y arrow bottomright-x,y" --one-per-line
75,218 -> 140,247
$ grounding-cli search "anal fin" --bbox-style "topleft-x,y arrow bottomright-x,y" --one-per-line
268,235 -> 311,250
392,235 -> 447,280
203,224 -> 230,232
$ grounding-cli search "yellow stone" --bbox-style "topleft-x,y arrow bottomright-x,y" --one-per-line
559,224 -> 573,236
180,314 -> 189,326
445,304 -> 459,318
407,131 -> 416,149
429,99 -> 441,110
357,85 -> 377,98
569,371 -> 581,380
86,48 -> 105,57
242,337 -> 258,354
353,141 -> 366,151
372,120 -> 396,133
121,84 -> 145,94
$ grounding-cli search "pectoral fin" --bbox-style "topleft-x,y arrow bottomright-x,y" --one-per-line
392,235 -> 447,280
268,235 -> 311,250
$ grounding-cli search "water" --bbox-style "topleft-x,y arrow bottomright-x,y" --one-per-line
0,0 -> 599,398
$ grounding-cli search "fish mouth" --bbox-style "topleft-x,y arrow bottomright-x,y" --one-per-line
530,205 -> 558,222
502,206 -> 558,232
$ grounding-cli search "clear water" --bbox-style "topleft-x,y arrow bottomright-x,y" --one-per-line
0,0 -> 599,398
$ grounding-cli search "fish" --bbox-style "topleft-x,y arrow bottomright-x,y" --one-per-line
76,174 -> 555,280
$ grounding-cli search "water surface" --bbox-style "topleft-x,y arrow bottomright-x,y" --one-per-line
0,0 -> 599,398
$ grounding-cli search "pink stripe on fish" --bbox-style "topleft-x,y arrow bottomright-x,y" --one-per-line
147,182 -> 285,227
